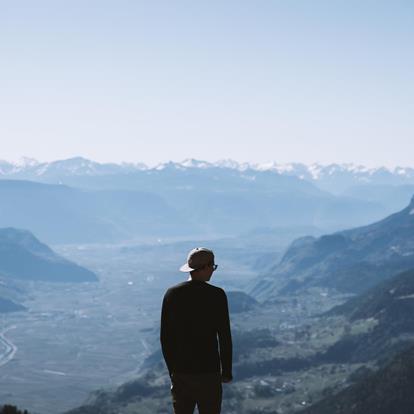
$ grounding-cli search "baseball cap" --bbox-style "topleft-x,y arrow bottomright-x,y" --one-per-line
179,247 -> 215,272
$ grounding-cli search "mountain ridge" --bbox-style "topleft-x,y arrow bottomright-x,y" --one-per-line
251,196 -> 414,301
1,157 -> 414,184
303,344 -> 414,414
1,176 -> 389,243
0,227 -> 98,283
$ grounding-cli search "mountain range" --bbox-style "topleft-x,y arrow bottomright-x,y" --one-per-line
3,157 -> 414,412
251,195 -> 414,301
2,157 -> 414,190
1,157 -> 413,237
0,164 -> 401,244
0,180 -> 192,243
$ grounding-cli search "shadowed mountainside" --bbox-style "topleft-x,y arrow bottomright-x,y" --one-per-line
251,196 -> 414,301
331,268 -> 414,324
303,344 -> 414,414
0,227 -> 97,283
317,268 -> 414,364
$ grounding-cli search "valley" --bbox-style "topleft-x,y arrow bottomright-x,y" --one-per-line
0,240 -> 259,413
0,160 -> 414,413
1,225 -> 411,414
0,243 -> 162,413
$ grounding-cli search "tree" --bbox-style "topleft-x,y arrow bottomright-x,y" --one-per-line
0,405 -> 29,414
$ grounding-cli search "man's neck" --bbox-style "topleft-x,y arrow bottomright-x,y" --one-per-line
188,275 -> 208,282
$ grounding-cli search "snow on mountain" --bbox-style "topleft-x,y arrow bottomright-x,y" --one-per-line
0,161 -> 15,175
0,157 -> 147,177
155,159 -> 215,170
0,157 -> 413,189
15,157 -> 40,168
179,159 -> 214,169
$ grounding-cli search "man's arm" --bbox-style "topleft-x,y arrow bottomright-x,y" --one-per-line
160,292 -> 175,375
217,290 -> 233,382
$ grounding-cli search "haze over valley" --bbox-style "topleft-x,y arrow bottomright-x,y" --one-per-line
1,158 -> 414,413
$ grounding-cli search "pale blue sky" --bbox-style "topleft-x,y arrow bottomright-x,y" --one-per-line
1,1 -> 413,167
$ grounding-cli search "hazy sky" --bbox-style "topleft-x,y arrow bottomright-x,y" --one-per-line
1,1 -> 413,167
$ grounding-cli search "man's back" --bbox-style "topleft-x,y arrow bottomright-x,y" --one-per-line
161,247 -> 232,414
160,280 -> 232,378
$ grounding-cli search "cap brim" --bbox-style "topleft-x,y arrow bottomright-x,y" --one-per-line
179,263 -> 195,272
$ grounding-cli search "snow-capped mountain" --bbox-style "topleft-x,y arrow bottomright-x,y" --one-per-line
1,157 -> 413,243
0,157 -> 147,178
1,157 -> 414,191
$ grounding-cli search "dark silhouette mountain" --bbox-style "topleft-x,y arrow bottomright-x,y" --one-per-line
303,344 -> 414,414
0,228 -> 97,282
251,196 -> 414,301
316,268 -> 414,364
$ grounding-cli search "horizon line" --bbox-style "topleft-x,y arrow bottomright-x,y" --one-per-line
1,156 -> 414,172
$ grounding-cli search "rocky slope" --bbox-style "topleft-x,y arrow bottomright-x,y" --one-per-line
316,268 -> 414,364
0,227 -> 97,283
303,344 -> 414,414
251,196 -> 414,301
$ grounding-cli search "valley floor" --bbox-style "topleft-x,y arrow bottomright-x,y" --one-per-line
0,241 -> 257,414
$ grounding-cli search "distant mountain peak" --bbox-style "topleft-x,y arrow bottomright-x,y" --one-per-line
15,157 -> 40,167
1,157 -> 414,192
180,158 -> 213,168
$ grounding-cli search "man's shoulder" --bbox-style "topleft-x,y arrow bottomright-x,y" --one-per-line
164,281 -> 188,296
164,281 -> 226,296
206,282 -> 226,295
196,282 -> 228,301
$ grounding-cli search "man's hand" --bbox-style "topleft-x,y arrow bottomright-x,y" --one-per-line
221,375 -> 232,383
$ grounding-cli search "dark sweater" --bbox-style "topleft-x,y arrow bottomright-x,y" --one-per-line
160,280 -> 232,379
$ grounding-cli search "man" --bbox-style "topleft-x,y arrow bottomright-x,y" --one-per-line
160,247 -> 233,414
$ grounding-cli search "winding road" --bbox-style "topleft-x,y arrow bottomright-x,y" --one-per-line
0,328 -> 17,368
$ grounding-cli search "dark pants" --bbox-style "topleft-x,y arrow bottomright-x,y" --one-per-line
170,372 -> 222,414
